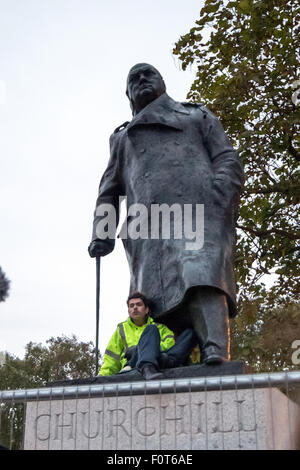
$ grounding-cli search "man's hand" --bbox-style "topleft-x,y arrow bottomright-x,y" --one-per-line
88,239 -> 114,258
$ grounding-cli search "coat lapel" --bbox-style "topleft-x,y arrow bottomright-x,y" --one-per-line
126,93 -> 189,133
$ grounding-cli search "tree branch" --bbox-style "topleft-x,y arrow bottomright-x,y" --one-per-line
244,186 -> 293,195
236,224 -> 300,240
288,137 -> 300,162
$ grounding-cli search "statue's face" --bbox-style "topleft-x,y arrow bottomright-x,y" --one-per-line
127,64 -> 165,115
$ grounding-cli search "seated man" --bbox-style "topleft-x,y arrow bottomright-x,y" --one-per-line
99,292 -> 197,380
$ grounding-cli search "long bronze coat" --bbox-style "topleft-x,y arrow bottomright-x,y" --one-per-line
91,93 -> 244,320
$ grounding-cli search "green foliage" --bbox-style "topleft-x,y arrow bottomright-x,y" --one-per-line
173,0 -> 300,334
230,298 -> 300,371
23,334 -> 96,386
0,334 -> 96,390
0,267 -> 10,302
0,335 -> 97,449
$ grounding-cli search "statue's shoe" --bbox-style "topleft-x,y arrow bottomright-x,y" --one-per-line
203,354 -> 226,365
202,345 -> 228,365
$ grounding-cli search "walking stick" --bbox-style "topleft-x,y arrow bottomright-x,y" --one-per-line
95,256 -> 101,375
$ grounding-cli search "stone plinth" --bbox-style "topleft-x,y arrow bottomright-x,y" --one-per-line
24,386 -> 300,450
47,362 -> 250,387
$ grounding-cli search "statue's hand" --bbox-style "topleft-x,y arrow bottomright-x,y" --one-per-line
88,239 -> 114,258
211,178 -> 234,215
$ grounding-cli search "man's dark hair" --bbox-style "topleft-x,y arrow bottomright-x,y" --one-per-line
127,291 -> 150,308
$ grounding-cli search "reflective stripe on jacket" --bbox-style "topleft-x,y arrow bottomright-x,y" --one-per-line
99,316 -> 175,376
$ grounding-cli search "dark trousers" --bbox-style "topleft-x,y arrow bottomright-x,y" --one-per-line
127,325 -> 197,371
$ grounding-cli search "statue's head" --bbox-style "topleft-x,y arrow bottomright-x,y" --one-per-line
126,63 -> 166,115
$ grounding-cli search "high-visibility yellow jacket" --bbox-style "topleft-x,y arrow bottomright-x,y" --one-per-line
99,316 -> 175,376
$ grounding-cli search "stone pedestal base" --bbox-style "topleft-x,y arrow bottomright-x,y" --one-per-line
24,385 -> 300,450
47,362 -> 249,387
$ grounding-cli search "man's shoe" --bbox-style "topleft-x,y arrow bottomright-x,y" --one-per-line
159,352 -> 177,369
140,364 -> 163,380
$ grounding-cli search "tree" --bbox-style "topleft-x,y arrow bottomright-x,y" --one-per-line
0,267 -> 10,302
0,335 -> 97,449
23,334 -> 96,386
173,0 -> 300,363
230,299 -> 300,371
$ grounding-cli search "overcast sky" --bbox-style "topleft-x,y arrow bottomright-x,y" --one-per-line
0,0 -> 205,359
